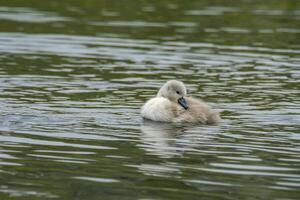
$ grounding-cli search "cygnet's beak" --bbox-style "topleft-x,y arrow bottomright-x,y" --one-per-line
178,97 -> 189,110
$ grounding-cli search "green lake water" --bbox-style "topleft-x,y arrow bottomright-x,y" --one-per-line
0,0 -> 300,199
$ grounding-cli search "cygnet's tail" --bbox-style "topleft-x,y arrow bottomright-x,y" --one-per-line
207,111 -> 221,124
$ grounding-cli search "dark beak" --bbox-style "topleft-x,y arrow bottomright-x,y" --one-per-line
178,97 -> 188,110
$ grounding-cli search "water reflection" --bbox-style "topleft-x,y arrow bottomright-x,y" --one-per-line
140,120 -> 220,158
135,121 -> 221,178
140,121 -> 186,158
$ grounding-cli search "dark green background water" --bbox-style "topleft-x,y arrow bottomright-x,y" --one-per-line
0,0 -> 300,199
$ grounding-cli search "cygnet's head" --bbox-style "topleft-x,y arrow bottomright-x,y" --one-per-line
157,80 -> 189,110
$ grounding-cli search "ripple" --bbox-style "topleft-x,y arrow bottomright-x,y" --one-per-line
0,135 -> 115,150
0,6 -> 71,23
0,161 -> 22,166
0,186 -> 58,198
185,6 -> 238,16
210,163 -> 297,172
184,179 -> 233,186
73,176 -> 119,183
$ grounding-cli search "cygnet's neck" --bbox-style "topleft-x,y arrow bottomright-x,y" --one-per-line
156,88 -> 164,97
156,83 -> 168,97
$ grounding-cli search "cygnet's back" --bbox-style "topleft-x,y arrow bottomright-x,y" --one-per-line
141,80 -> 220,124
174,97 -> 220,124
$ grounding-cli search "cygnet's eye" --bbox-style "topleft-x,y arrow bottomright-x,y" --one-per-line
176,91 -> 180,94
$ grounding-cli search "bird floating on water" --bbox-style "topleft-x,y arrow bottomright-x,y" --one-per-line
141,80 -> 220,124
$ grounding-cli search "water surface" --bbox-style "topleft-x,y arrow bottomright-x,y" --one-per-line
0,0 -> 300,199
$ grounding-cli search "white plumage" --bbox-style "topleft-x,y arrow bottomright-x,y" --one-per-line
141,80 -> 220,124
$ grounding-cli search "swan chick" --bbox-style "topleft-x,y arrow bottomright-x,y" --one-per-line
141,80 -> 220,124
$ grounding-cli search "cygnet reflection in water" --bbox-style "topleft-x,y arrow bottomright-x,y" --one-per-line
140,120 -> 219,158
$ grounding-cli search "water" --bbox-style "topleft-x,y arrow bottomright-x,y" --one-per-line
0,0 -> 300,199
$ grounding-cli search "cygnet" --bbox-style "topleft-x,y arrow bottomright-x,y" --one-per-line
141,80 -> 220,124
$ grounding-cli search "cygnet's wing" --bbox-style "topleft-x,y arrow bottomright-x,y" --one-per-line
141,97 -> 177,122
186,97 -> 220,124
